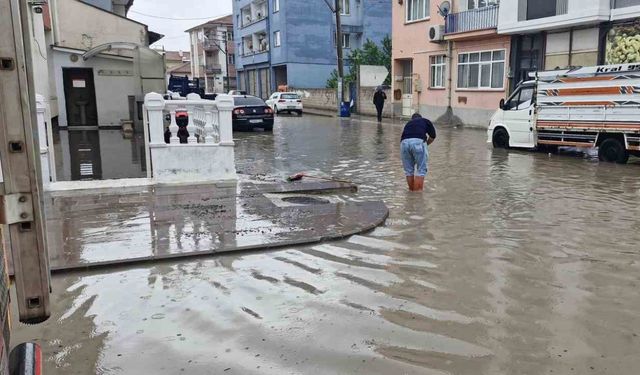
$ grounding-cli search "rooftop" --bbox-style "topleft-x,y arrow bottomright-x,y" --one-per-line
185,14 -> 233,32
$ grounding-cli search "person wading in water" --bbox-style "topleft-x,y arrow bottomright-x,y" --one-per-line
400,113 -> 436,191
373,86 -> 387,122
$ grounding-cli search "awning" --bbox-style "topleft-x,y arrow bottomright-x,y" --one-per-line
149,31 -> 164,45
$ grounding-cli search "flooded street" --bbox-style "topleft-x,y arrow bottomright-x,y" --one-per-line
13,115 -> 640,374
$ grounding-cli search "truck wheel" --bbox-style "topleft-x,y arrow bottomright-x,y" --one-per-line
598,138 -> 629,164
492,128 -> 509,149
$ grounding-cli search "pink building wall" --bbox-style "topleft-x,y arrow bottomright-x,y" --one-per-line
392,1 -> 511,128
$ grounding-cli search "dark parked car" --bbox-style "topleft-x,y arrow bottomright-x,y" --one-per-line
232,96 -> 274,132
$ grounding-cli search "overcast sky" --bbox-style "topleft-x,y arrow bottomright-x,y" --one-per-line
128,0 -> 233,52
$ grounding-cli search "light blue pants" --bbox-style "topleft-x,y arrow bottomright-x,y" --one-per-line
401,138 -> 428,177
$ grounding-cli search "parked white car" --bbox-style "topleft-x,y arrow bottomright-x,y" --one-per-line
265,92 -> 303,115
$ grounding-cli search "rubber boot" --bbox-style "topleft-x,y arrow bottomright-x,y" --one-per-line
406,176 -> 415,191
413,176 -> 425,191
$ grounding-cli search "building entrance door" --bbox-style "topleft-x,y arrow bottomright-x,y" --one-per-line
400,60 -> 413,117
63,68 -> 98,126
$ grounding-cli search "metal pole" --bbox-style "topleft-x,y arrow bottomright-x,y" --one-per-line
225,33 -> 230,93
335,0 -> 345,115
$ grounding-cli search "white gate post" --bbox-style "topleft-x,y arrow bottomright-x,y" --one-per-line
145,92 -> 166,145
216,94 -> 235,146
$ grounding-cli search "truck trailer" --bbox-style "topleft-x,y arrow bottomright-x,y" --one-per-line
488,63 -> 640,164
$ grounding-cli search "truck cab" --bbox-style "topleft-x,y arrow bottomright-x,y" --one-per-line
488,81 -> 537,149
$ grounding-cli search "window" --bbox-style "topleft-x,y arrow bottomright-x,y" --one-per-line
340,0 -> 350,15
273,0 -> 280,12
506,86 -> 534,110
227,31 -> 233,41
519,0 -> 567,21
615,0 -> 640,8
229,54 -> 235,65
274,31 -> 281,47
406,0 -> 430,22
430,55 -> 446,88
457,50 -> 505,89
606,23 -> 640,64
233,96 -> 266,106
466,0 -> 499,9
342,33 -> 350,48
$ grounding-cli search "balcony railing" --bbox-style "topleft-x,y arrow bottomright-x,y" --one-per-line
203,40 -> 222,50
205,64 -> 222,74
241,13 -> 267,28
445,5 -> 499,34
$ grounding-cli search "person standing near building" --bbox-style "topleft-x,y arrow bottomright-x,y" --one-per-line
373,86 -> 387,122
400,113 -> 436,191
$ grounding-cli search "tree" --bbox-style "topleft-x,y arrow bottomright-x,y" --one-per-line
326,35 -> 392,88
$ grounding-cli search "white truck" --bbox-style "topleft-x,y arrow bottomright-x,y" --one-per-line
488,63 -> 640,164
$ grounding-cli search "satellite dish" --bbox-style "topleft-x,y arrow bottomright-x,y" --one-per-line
437,1 -> 451,18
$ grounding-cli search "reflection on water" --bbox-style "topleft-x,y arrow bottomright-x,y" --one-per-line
16,117 -> 640,374
54,129 -> 146,181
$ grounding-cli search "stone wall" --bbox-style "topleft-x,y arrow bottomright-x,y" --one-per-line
297,87 -> 393,118
357,87 -> 393,118
296,88 -> 337,111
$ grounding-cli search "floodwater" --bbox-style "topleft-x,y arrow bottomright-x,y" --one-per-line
53,129 -> 147,181
13,115 -> 640,374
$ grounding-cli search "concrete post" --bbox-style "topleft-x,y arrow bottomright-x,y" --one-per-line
35,94 -> 50,188
186,93 -> 200,144
216,94 -> 235,146
144,92 -> 166,145
204,109 -> 215,144
186,105 -> 197,144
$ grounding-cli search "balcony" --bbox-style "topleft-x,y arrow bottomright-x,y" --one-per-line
205,64 -> 222,74
241,31 -> 269,57
203,40 -> 223,51
445,5 -> 499,35
240,0 -> 268,28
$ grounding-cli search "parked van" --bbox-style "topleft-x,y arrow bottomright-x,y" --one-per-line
488,63 -> 640,164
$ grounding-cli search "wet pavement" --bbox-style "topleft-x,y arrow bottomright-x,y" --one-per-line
13,115 -> 640,374
44,181 -> 386,272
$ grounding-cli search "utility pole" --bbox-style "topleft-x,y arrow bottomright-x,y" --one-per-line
224,31 -> 230,94
208,32 -> 231,93
333,0 -> 345,115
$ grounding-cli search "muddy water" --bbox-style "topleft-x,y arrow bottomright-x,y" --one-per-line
13,116 -> 640,374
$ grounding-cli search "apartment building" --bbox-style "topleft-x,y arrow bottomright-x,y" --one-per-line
499,0 -> 640,90
233,0 -> 391,98
393,0 -> 640,127
187,15 -> 236,94
392,0 -> 509,126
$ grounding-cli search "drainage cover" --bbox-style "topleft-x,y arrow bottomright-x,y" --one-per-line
281,196 -> 330,205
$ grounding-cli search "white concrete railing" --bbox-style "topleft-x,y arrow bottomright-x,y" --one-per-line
144,92 -> 237,184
